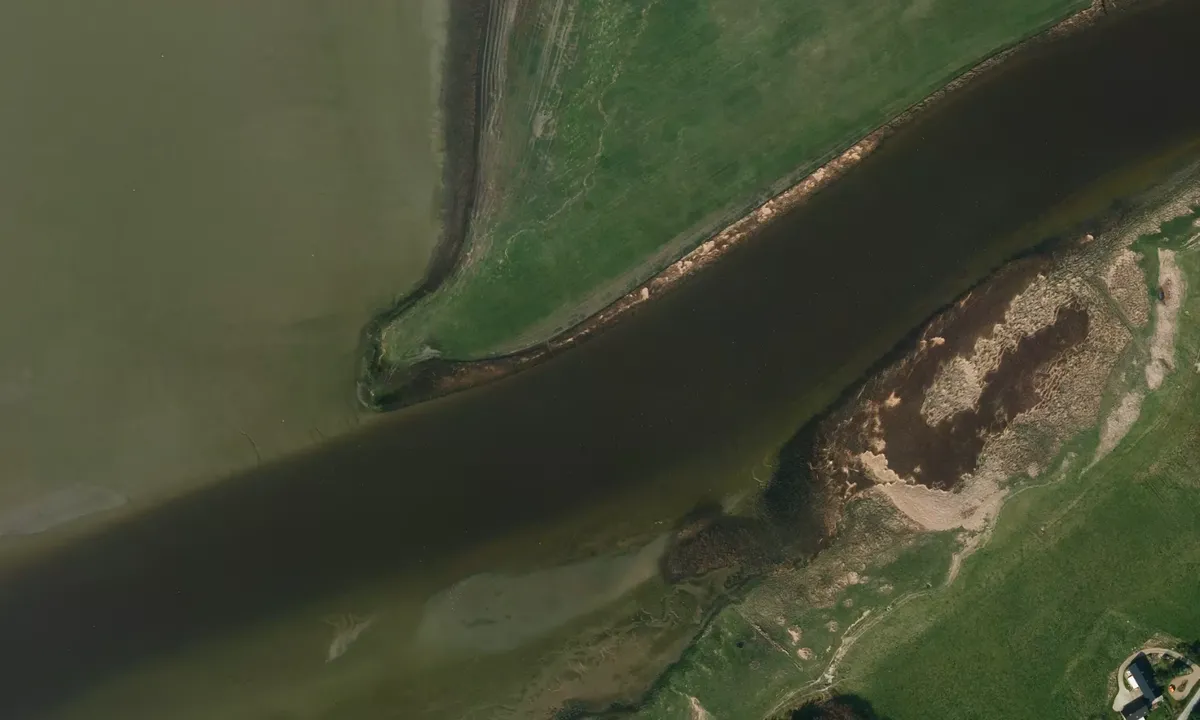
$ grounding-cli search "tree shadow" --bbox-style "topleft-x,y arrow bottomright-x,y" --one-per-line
790,694 -> 890,720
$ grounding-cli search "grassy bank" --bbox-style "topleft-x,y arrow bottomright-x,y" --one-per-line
376,0 -> 1087,368
607,176 -> 1200,720
831,207 -> 1200,719
626,500 -> 961,719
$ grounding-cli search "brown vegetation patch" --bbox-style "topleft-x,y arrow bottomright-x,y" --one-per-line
812,256 -> 1100,492
660,513 -> 779,583
894,305 -> 1087,488
804,175 -> 1200,531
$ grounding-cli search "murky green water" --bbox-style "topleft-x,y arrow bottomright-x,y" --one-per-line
4,1 -> 1200,718
0,0 -> 443,539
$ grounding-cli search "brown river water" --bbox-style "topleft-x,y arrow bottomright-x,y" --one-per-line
4,1 -> 1200,717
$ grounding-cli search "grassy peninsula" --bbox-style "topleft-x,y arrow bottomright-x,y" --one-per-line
366,0 -> 1088,403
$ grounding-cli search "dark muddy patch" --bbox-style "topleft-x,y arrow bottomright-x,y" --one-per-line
657,474 -> 838,585
879,303 -> 1088,487
816,255 -> 1092,491
660,512 -> 780,584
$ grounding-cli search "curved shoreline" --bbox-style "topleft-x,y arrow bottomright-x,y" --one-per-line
358,0 -> 1137,413
355,0 -> 491,408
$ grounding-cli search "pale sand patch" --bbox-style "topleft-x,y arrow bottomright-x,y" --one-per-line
1094,391 -> 1144,462
873,474 -> 1002,533
0,485 -> 126,537
976,273 -> 1079,361
1146,249 -> 1185,389
920,356 -> 983,426
414,535 -> 668,655
689,696 -> 715,720
325,613 -> 376,662
947,531 -> 988,585
1103,248 -> 1150,327
860,449 -> 1002,533
919,273 -> 1083,426
858,451 -> 909,485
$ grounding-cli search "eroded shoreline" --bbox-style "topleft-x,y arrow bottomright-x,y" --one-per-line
355,0 -> 491,407
358,0 -> 1158,412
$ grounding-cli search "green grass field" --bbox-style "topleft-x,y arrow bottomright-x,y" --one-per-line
603,193 -> 1200,719
625,501 -> 961,719
831,214 -> 1200,719
378,0 -> 1086,365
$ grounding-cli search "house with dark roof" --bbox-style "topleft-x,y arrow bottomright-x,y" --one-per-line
1128,654 -> 1161,703
1119,654 -> 1162,720
1120,696 -> 1150,720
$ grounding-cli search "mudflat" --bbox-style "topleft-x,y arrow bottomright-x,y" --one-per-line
0,1 -> 444,532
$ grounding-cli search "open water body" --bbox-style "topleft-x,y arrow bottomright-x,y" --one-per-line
0,1 -> 443,538
6,1 -> 1200,717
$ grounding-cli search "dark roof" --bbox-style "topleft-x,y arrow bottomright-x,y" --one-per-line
1121,697 -> 1150,720
1129,654 -> 1160,701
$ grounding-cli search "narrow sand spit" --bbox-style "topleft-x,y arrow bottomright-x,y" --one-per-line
1147,248 -> 1185,389
1094,391 -> 1144,463
858,451 -> 906,486
414,535 -> 668,655
0,485 -> 126,537
919,356 -> 983,426
325,614 -> 376,662
1104,248 -> 1150,327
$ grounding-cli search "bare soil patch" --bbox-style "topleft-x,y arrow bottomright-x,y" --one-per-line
1095,391 -> 1145,462
1146,248 -> 1186,389
1105,248 -> 1150,327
